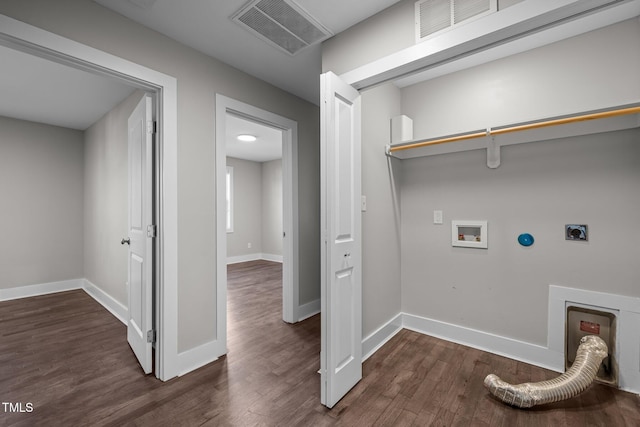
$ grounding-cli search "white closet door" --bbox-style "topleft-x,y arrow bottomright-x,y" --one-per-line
320,71 -> 362,408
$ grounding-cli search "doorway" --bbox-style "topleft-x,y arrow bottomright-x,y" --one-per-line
215,95 -> 299,356
225,113 -> 284,265
0,15 -> 179,380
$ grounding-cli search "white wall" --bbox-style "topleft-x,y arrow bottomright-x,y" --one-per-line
84,90 -> 144,307
261,159 -> 283,258
0,116 -> 84,288
0,0 -> 320,352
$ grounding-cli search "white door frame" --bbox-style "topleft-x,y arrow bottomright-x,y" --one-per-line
215,95 -> 299,343
0,14 -> 179,381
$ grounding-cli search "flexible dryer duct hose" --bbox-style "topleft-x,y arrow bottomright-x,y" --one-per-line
484,335 -> 608,408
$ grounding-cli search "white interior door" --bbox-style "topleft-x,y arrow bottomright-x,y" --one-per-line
126,94 -> 154,374
320,71 -> 362,408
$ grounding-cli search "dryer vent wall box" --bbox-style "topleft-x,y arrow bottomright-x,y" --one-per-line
566,305 -> 618,386
452,220 -> 487,248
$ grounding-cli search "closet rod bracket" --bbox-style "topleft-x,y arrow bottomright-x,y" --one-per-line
487,136 -> 500,169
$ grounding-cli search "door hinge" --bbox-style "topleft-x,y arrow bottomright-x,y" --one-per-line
147,225 -> 157,238
147,120 -> 157,134
147,330 -> 156,343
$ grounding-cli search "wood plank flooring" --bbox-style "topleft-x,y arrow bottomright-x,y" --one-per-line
1,259 -> 639,426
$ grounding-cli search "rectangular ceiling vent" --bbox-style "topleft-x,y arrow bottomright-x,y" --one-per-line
232,0 -> 333,56
416,0 -> 497,43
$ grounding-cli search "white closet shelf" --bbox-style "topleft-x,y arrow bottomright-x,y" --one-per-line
386,103 -> 640,168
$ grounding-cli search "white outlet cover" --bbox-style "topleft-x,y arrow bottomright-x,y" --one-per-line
433,210 -> 443,224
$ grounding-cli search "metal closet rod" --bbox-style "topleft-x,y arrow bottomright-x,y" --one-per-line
389,105 -> 640,153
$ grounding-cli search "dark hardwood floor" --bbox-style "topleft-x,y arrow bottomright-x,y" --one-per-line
1,260 -> 639,426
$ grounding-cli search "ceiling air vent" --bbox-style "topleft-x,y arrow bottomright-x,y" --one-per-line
416,0 -> 497,43
232,0 -> 333,55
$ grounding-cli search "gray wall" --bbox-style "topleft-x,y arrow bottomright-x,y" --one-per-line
360,84 -> 404,337
401,129 -> 640,346
0,87 -> 143,311
226,157 -> 283,259
0,0 -> 320,352
398,20 -> 640,346
401,20 -> 640,140
226,157 -> 263,258
322,0 -> 414,76
84,90 -> 144,307
0,116 -> 84,288
261,159 -> 283,258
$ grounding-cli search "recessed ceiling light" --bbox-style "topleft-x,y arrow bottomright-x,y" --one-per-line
237,134 -> 257,142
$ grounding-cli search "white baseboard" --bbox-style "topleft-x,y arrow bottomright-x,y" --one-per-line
0,278 -> 127,326
177,340 -> 221,376
226,253 -> 262,264
0,279 -> 83,301
402,313 -> 560,372
227,253 -> 283,264
261,253 -> 283,263
298,298 -> 320,321
359,312 -> 560,376
362,313 -> 403,362
83,279 -> 127,325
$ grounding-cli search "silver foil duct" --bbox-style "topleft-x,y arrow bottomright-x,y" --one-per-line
484,335 -> 608,408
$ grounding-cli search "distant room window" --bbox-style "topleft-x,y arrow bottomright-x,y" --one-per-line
226,166 -> 234,233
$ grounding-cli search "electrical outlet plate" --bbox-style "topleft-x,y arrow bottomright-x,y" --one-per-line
433,210 -> 443,224
566,224 -> 588,241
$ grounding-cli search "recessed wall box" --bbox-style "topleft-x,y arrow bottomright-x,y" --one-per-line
452,220 -> 487,248
566,224 -> 588,241
566,305 -> 617,386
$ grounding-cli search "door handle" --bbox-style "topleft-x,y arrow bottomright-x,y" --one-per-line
121,238 -> 130,245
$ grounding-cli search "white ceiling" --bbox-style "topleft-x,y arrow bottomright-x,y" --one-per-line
0,44 -> 136,130
226,113 -> 283,162
93,0 -> 404,105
